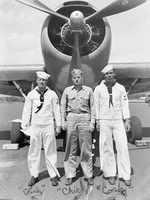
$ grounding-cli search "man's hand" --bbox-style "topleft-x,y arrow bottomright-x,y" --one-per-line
62,121 -> 67,131
96,120 -> 100,131
89,123 -> 95,133
21,123 -> 28,130
124,119 -> 131,132
55,126 -> 61,136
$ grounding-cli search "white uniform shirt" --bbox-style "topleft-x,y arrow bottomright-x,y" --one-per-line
22,86 -> 61,127
94,80 -> 130,120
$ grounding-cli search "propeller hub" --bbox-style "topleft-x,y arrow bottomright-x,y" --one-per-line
61,23 -> 92,48
69,11 -> 84,28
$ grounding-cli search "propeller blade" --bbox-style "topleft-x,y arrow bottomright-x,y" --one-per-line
15,0 -> 69,21
85,0 -> 146,23
67,32 -> 81,86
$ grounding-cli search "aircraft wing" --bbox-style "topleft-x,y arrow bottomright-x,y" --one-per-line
113,62 -> 150,95
0,64 -> 44,97
0,62 -> 150,97
1,62 -> 150,81
0,64 -> 44,81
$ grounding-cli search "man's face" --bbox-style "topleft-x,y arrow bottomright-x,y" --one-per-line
104,69 -> 116,83
36,78 -> 47,89
72,74 -> 83,86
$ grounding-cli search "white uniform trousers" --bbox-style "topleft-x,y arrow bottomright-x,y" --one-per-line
99,119 -> 131,180
28,124 -> 60,178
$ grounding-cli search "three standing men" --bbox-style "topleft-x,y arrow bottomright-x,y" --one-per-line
94,64 -> 131,186
61,69 -> 95,186
21,71 -> 61,187
22,65 -> 132,187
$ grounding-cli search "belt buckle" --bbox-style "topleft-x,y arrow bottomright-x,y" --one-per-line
76,110 -> 81,114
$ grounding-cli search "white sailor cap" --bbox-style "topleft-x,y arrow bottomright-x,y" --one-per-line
71,69 -> 82,77
36,71 -> 50,80
101,64 -> 114,74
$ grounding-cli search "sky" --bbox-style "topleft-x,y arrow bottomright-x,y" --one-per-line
0,0 -> 150,64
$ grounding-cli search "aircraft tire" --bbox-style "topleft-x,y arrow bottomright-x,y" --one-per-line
10,121 -> 25,147
127,116 -> 142,144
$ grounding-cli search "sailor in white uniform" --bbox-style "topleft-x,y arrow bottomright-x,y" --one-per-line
21,71 -> 61,187
94,64 -> 131,186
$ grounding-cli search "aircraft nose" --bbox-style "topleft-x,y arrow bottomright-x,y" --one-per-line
70,11 -> 84,28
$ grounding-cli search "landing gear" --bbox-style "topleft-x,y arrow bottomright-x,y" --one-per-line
127,116 -> 142,144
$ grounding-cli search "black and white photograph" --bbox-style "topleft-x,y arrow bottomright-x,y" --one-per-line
0,0 -> 150,200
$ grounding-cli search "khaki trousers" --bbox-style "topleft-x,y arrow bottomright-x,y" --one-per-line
64,113 -> 93,179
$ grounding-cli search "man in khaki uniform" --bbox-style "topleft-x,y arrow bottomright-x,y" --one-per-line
21,71 -> 61,187
61,69 -> 95,186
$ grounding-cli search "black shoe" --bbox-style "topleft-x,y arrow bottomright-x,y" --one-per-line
124,179 -> 131,186
51,177 -> 58,187
28,176 -> 38,187
65,178 -> 73,186
87,177 -> 94,185
108,177 -> 115,185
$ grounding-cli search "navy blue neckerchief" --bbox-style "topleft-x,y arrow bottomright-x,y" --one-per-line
35,88 -> 48,113
104,81 -> 116,108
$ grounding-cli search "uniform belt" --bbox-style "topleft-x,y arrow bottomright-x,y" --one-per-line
68,110 -> 88,114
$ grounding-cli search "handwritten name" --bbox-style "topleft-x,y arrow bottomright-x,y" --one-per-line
102,186 -> 127,196
57,186 -> 81,195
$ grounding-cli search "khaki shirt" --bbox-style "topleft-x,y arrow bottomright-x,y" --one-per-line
61,85 -> 95,126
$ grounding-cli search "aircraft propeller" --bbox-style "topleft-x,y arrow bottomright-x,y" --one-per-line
85,0 -> 146,23
15,0 -> 69,21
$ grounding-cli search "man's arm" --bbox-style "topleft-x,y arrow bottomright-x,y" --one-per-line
52,93 -> 61,127
52,92 -> 61,135
21,94 -> 32,129
87,88 -> 95,132
93,86 -> 100,131
121,86 -> 130,120
121,86 -> 131,132
89,88 -> 95,125
94,86 -> 101,120
60,89 -> 67,130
